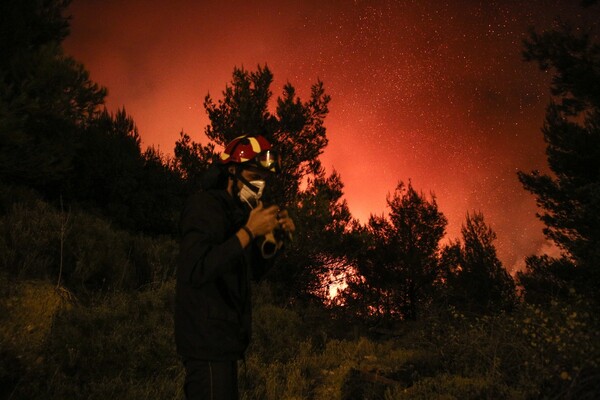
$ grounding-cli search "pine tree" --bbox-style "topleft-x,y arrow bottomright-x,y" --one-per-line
353,181 -> 447,321
203,65 -> 330,205
0,0 -> 106,193
274,164 -> 353,299
443,212 -> 517,313
172,131 -> 216,195
200,65 -> 351,300
517,16 -> 600,294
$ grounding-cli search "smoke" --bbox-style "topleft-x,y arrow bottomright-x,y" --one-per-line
63,0 -> 588,269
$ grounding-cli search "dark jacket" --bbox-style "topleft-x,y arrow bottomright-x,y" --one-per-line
174,189 -> 269,361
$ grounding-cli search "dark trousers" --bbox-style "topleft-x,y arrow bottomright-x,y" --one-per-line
183,359 -> 239,400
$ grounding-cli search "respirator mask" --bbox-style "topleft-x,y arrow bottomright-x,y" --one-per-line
238,179 -> 265,209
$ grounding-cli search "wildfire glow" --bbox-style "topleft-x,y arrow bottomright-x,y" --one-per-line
63,0 -> 589,273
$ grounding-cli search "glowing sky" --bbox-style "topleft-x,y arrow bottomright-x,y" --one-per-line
63,0 -> 599,272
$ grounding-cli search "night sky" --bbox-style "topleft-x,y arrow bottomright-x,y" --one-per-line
63,0 -> 599,272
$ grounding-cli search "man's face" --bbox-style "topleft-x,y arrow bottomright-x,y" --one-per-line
237,167 -> 269,190
232,166 -> 270,207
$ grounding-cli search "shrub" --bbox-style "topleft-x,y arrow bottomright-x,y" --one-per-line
250,303 -> 304,363
0,280 -> 73,399
384,374 -> 522,400
242,323 -> 440,400
5,281 -> 183,400
0,198 -> 178,293
0,200 -> 61,280
418,300 -> 600,399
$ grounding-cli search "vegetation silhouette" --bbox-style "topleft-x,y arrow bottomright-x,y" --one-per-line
517,19 -> 600,302
0,0 -> 598,398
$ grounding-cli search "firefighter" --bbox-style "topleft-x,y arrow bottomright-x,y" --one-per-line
175,134 -> 295,399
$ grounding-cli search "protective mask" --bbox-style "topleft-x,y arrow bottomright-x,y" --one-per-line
238,180 -> 265,208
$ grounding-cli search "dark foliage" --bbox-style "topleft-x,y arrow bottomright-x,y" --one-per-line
0,0 -> 184,235
440,212 -> 517,313
172,131 -> 217,195
200,64 -> 355,301
1,1 -> 599,398
203,64 -> 330,205
64,109 -> 183,234
518,19 -> 600,298
0,0 -> 106,194
516,255 -> 578,304
346,181 -> 447,322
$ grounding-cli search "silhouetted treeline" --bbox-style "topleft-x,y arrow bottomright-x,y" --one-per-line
2,0 -> 599,318
517,19 -> 600,303
2,1 -> 600,398
193,64 -> 520,321
0,1 -> 185,234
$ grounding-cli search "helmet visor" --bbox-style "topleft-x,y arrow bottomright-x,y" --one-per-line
256,150 -> 280,173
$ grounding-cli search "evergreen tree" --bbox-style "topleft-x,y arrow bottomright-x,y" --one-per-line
65,109 -> 181,233
204,65 -> 276,146
273,164 -> 354,299
0,0 -> 106,194
203,65 -> 330,205
67,108 -> 142,221
0,1 -> 184,234
517,14 -> 600,295
516,255 -> 575,304
200,65 -> 349,300
172,131 -> 216,195
135,146 -> 182,233
352,181 -> 447,321
442,212 -> 517,313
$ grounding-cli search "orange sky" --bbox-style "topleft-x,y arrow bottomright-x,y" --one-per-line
63,0 -> 598,272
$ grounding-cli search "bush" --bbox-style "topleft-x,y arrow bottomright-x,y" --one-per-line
242,319 -> 440,400
0,200 -> 61,280
4,281 -> 183,400
2,196 -> 598,399
0,198 -> 178,293
384,374 -> 522,400
418,300 -> 600,399
0,280 -> 73,399
2,274 -> 598,399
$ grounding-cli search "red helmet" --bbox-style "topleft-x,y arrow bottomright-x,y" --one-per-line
220,135 -> 280,173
